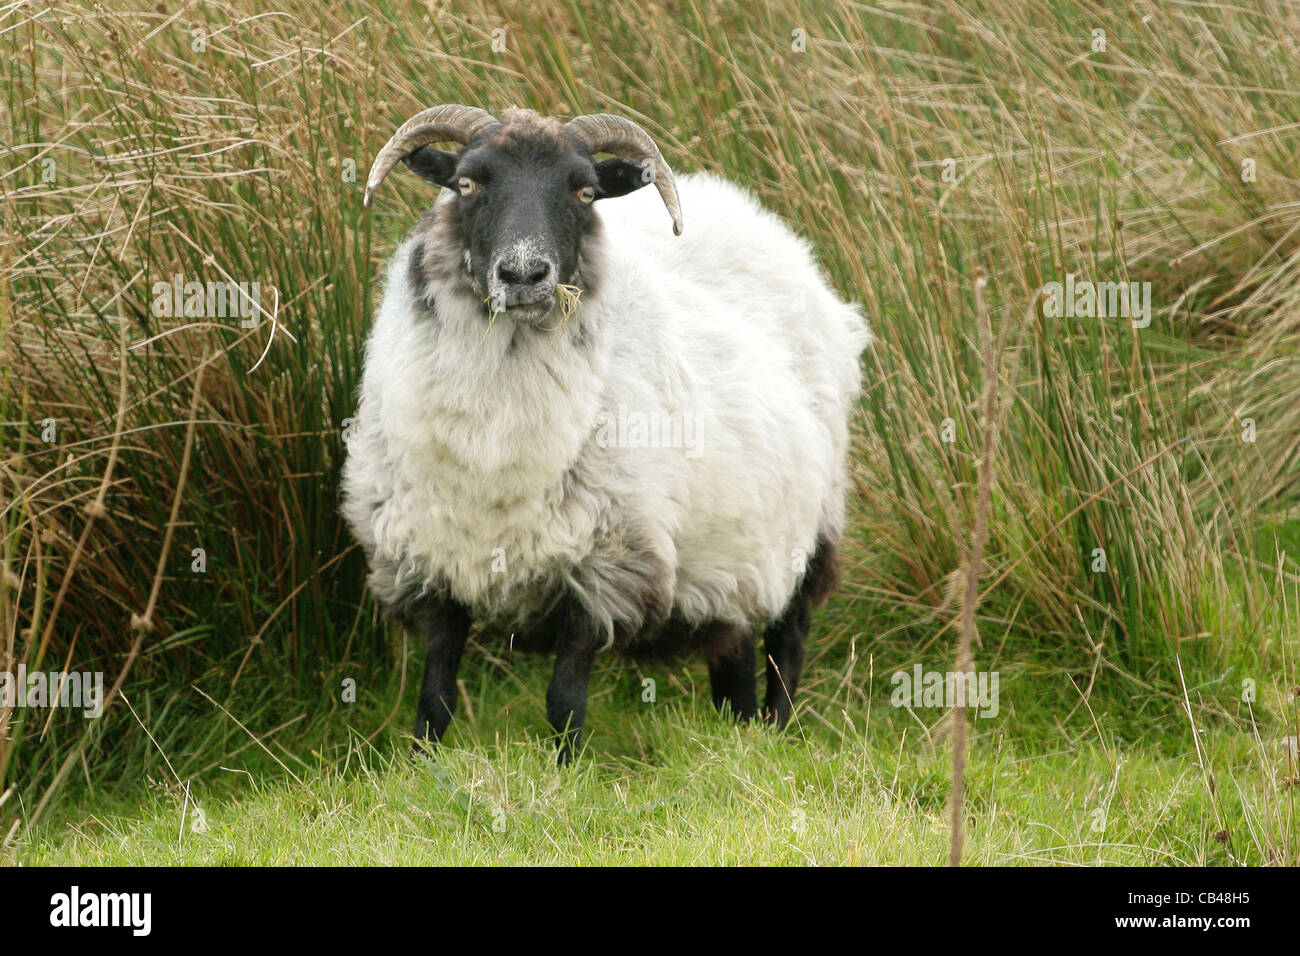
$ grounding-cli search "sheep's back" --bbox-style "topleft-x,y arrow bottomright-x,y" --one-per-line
593,173 -> 870,623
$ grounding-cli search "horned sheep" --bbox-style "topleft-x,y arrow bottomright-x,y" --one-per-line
341,104 -> 871,761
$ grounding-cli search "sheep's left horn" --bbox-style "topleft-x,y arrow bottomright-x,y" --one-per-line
363,105 -> 499,207
564,113 -> 683,235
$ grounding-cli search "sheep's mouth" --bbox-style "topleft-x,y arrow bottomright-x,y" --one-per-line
494,297 -> 557,326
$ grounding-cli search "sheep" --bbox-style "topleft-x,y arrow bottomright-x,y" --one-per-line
341,104 -> 871,762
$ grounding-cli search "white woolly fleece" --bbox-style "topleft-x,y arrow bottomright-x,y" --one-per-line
341,171 -> 871,646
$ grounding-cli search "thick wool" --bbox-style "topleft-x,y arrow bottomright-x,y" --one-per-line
341,171 -> 871,649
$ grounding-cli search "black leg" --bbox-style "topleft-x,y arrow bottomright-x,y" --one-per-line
763,601 -> 810,728
763,537 -> 841,728
411,597 -> 472,747
546,622 -> 598,764
707,624 -> 757,721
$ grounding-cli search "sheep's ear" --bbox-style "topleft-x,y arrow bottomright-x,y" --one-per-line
594,157 -> 654,199
401,146 -> 459,189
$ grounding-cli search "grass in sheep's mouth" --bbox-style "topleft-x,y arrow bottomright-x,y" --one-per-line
482,296 -> 503,342
540,284 -> 583,334
480,284 -> 582,340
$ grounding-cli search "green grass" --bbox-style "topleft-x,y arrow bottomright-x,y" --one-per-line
3,0 -> 1300,864
15,652 -> 1294,865
11,602 -> 1300,864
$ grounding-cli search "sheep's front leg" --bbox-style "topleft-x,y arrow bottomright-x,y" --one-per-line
546,628 -> 598,766
412,597 -> 472,747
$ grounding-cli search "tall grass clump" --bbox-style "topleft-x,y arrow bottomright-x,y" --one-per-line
1,0 -> 1297,839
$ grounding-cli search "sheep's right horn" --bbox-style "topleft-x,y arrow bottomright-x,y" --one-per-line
363,105 -> 499,207
564,113 -> 684,235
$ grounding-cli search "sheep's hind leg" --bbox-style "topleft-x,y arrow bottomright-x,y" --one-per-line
764,537 -> 841,728
763,602 -> 809,729
707,623 -> 757,721
410,597 -> 472,749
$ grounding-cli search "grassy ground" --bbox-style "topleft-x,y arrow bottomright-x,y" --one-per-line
12,729 -> 1278,866
12,588 -> 1299,865
3,0 -> 1299,864
15,645 -> 1296,866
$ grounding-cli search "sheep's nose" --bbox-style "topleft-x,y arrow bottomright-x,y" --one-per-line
496,260 -> 551,290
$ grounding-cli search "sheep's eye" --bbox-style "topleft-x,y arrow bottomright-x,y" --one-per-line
457,177 -> 478,196
577,185 -> 596,204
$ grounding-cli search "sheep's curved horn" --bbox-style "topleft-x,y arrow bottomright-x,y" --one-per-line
363,105 -> 499,207
564,113 -> 683,235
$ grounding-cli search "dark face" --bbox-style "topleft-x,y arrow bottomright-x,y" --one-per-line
402,123 -> 653,325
